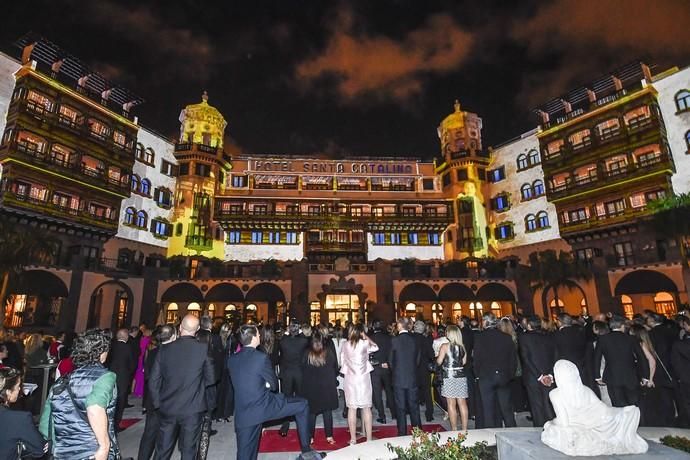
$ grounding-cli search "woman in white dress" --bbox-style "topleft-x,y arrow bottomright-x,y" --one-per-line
340,323 -> 379,445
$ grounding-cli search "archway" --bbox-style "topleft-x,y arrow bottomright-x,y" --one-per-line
160,283 -> 204,321
87,280 -> 134,330
614,270 -> 679,317
540,281 -> 588,318
5,270 -> 68,328
476,282 -> 516,317
245,283 -> 286,324
317,276 -> 368,325
438,283 -> 474,320
205,283 -> 244,319
399,282 -> 438,321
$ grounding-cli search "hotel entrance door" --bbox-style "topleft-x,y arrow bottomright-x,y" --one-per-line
325,294 -> 360,325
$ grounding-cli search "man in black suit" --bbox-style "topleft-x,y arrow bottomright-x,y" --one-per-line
473,312 -> 517,428
594,315 -> 649,408
389,317 -> 421,436
228,324 -> 323,460
412,320 -> 435,422
672,316 -> 690,427
369,319 -> 396,424
137,324 -> 176,460
518,316 -> 556,427
278,322 -> 309,436
647,312 -> 678,426
459,317 -> 481,426
109,328 -> 137,429
150,315 -> 216,460
554,313 -> 587,375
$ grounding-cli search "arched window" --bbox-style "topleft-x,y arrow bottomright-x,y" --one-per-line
124,207 -> 135,225
431,303 -> 444,324
131,174 -> 140,192
517,154 -> 529,170
166,302 -> 178,323
490,301 -> 502,316
528,149 -> 540,165
525,214 -> 537,231
135,210 -> 147,228
144,148 -> 155,164
537,211 -> 549,228
452,302 -> 462,320
621,295 -> 633,319
675,90 -> 690,112
654,291 -> 676,317
533,180 -> 545,196
140,178 -> 151,196
225,304 -> 236,311
187,302 -> 201,318
521,183 -> 533,200
135,143 -> 145,161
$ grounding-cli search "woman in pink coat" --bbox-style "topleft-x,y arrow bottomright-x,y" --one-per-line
340,322 -> 379,445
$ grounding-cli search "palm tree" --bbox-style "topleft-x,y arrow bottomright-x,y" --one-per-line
526,249 -> 593,318
0,216 -> 57,326
648,192 -> 690,261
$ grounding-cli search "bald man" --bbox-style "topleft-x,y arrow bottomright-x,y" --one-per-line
109,328 -> 137,429
150,315 -> 216,460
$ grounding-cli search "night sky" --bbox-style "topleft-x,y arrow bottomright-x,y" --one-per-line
3,0 -> 690,158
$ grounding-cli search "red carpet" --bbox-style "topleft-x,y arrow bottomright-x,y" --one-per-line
258,424 -> 444,453
118,418 -> 142,431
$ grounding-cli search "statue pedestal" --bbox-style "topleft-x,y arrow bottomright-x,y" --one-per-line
496,431 -> 689,459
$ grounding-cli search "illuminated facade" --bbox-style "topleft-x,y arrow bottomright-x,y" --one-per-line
1,39 -> 689,332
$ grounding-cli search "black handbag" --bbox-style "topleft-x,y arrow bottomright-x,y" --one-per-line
369,354 -> 381,367
426,359 -> 438,373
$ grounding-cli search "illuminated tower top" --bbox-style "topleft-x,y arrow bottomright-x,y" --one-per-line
437,100 -> 483,160
178,91 -> 227,148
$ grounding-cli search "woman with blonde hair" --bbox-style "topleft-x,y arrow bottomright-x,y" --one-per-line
435,325 -> 468,431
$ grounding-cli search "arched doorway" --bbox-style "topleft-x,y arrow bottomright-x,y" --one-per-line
87,281 -> 134,330
438,283 -> 474,320
160,283 -> 204,322
614,270 -> 679,317
399,282 -> 438,321
475,283 -> 515,317
540,282 -> 588,318
205,283 -> 244,320
245,283 -> 286,324
4,270 -> 68,328
317,276 -> 368,325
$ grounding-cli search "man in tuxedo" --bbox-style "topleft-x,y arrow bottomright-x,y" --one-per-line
228,324 -> 324,460
137,324 -> 176,460
594,315 -> 649,407
518,316 -> 556,427
369,319 -> 396,424
672,316 -> 690,427
647,312 -> 678,426
412,320 -> 435,422
459,317 -> 480,425
554,313 -> 587,375
150,315 -> 216,460
278,322 -> 309,436
109,328 -> 137,429
473,312 -> 517,428
389,317 -> 421,436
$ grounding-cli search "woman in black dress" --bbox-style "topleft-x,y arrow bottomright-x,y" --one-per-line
300,331 -> 339,445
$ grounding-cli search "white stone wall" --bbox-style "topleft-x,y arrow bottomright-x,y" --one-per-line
366,234 -> 444,261
488,130 -> 563,250
652,66 -> 690,194
115,126 -> 177,247
0,53 -> 20,182
224,243 -> 304,262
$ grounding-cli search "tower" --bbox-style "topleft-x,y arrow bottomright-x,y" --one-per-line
437,100 -> 491,259
167,92 -> 229,258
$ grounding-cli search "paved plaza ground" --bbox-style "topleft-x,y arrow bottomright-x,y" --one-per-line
117,396 -> 534,459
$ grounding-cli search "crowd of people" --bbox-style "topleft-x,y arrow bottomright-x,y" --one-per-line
1,307 -> 689,460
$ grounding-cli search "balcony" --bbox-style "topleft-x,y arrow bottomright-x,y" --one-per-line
559,206 -> 650,234
0,192 -> 119,232
185,234 -> 214,252
17,100 -> 136,154
457,237 -> 484,251
174,142 -> 218,155
214,207 -> 453,225
4,141 -> 131,195
546,152 -> 672,201
306,241 -> 366,253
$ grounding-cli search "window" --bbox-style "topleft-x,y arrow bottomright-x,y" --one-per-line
135,144 -> 145,161
88,118 -> 110,139
52,192 -> 79,210
178,163 -> 189,176
143,148 -> 155,164
494,223 -> 513,240
27,90 -> 53,112
456,168 -> 468,181
422,178 -> 434,190
645,189 -> 666,202
476,168 -> 486,181
390,233 -> 401,245
488,166 -> 505,183
533,180 -> 545,196
151,219 -> 171,237
268,231 -> 281,244
124,207 -> 135,225
546,139 -> 565,158
140,179 -> 151,196
576,248 -> 600,263
629,192 -> 646,208
113,130 -> 126,147
58,104 -> 81,125
286,232 -> 297,244
408,233 -> 419,245
525,214 -> 537,231
458,198 -> 473,214
135,210 -> 148,228
537,211 -> 549,228
131,174 -> 140,192
568,129 -> 592,150
596,118 -> 621,140
195,163 -> 211,177
621,295 -> 634,320
624,106 -> 651,129
604,198 -> 625,217
521,184 -> 533,201
373,232 -> 385,245
88,203 -> 113,220
428,232 -> 440,245
562,208 -> 589,224
227,230 -> 241,243
175,223 -> 183,236
442,173 -> 451,188
161,160 -> 178,176
528,149 -> 540,165
154,187 -> 172,208
613,241 -> 634,266
517,154 -> 529,170
251,231 -> 263,244
491,194 -> 510,212
675,90 -> 690,112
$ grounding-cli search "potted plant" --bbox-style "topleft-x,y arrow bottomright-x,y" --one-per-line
387,428 -> 496,460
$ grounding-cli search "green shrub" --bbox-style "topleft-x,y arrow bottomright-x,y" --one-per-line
661,435 -> 690,453
386,428 -> 496,460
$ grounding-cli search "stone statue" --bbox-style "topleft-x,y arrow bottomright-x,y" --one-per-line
541,360 -> 648,456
